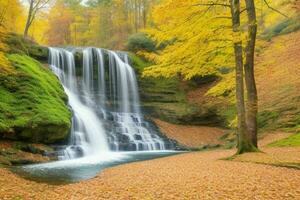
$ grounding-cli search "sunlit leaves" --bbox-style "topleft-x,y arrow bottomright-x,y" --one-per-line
142,0 -> 234,80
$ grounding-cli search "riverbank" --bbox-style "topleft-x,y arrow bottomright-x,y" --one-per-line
0,133 -> 299,200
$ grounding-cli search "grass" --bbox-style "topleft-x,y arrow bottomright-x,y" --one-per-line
268,133 -> 300,147
0,54 -> 71,143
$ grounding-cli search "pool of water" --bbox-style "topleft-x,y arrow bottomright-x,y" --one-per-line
12,151 -> 183,184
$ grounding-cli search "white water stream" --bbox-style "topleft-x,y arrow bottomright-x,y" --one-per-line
48,47 -> 167,160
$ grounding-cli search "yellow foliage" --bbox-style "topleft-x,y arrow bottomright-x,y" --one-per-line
206,72 -> 235,101
0,0 -> 24,33
141,0 -> 235,79
141,0 -> 297,97
28,17 -> 49,45
0,27 -> 13,74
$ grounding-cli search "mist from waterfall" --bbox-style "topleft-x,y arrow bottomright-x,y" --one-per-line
48,47 -> 167,160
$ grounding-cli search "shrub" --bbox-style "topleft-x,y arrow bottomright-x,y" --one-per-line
126,33 -> 156,53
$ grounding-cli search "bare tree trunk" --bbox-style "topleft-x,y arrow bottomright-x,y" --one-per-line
244,0 -> 258,147
230,0 -> 257,154
24,0 -> 34,38
142,0 -> 147,28
134,0 -> 138,32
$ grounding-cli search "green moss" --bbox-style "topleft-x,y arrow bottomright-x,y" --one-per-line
268,133 -> 300,147
0,54 -> 71,143
4,33 -> 48,61
139,76 -> 196,124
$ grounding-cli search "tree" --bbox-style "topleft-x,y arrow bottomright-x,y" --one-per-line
244,0 -> 258,148
141,0 -> 291,153
46,0 -> 73,45
140,0 -> 262,154
24,0 -> 51,38
228,0 -> 258,153
0,0 -> 24,33
82,0 -> 156,49
229,0 -> 256,154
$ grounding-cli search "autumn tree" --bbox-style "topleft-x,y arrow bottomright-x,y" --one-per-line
24,0 -> 51,38
0,0 -> 24,33
140,0 -> 292,154
46,0 -> 74,45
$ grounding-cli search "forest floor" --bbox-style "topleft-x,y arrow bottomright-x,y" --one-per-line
0,133 -> 299,200
154,119 -> 227,148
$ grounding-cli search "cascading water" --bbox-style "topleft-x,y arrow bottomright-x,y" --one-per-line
48,48 -> 109,159
48,47 -> 169,160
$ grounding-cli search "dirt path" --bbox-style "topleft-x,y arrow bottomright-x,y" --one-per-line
0,147 -> 300,200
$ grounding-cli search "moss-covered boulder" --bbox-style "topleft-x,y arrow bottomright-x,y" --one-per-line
4,33 -> 49,62
0,54 -> 71,143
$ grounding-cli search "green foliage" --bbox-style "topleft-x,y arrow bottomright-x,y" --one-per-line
126,33 -> 156,53
128,52 -> 152,73
0,54 -> 71,143
269,133 -> 300,147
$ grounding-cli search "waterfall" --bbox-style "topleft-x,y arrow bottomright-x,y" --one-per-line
49,48 -> 109,159
48,47 -> 167,160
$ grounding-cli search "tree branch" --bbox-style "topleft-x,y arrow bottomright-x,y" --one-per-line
263,0 -> 289,18
193,3 -> 230,8
240,8 -> 247,14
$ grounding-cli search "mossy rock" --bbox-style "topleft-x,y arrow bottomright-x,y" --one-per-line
0,54 -> 71,144
4,33 -> 49,62
128,53 -> 225,126
13,142 -> 55,155
0,147 -> 51,165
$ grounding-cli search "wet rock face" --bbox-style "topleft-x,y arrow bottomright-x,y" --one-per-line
129,53 -> 224,126
2,124 -> 70,144
103,111 -> 177,151
0,141 -> 56,166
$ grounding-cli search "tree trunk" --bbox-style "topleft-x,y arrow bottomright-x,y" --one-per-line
230,0 -> 257,154
244,0 -> 258,147
134,0 -> 138,32
24,0 -> 34,38
142,0 -> 147,28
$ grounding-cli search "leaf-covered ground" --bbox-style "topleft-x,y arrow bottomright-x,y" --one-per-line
256,31 -> 300,131
154,119 -> 226,148
0,134 -> 299,200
